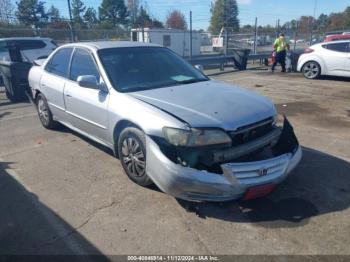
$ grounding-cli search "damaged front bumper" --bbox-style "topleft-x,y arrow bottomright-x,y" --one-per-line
145,118 -> 302,202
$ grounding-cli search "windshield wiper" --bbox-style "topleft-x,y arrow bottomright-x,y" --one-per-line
168,78 -> 209,87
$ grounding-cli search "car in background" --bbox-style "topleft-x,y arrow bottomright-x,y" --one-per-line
0,37 -> 57,100
28,41 -> 302,202
297,40 -> 350,79
0,37 -> 57,62
324,34 -> 350,42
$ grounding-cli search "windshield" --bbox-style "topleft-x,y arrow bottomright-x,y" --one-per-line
98,47 -> 208,92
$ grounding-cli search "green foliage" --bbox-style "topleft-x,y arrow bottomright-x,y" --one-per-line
99,0 -> 128,28
16,0 -> 47,28
209,0 -> 239,34
151,19 -> 164,28
280,6 -> 350,34
133,6 -> 163,28
0,0 -> 14,23
71,0 -> 86,28
84,7 -> 98,28
134,6 -> 151,26
47,5 -> 60,22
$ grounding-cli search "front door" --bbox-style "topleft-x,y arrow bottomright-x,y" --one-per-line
64,48 -> 110,145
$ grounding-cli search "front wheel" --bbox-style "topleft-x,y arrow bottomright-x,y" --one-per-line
36,93 -> 57,129
302,61 -> 321,79
118,127 -> 153,187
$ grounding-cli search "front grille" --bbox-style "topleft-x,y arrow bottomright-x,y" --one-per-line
229,117 -> 274,146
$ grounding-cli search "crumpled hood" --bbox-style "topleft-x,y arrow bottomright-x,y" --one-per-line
129,80 -> 276,131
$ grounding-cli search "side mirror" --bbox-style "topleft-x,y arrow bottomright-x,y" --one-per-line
77,75 -> 98,89
194,64 -> 204,72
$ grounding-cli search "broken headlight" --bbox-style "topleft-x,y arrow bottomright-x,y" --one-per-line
162,127 -> 231,147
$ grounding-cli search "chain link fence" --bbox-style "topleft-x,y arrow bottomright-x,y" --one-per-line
0,26 -> 130,44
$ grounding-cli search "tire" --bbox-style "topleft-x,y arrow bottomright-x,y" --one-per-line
302,61 -> 321,79
36,93 -> 57,129
118,127 -> 153,187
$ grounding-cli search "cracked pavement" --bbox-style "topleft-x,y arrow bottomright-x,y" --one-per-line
0,70 -> 350,255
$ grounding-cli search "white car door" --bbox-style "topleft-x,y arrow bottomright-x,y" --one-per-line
64,48 -> 110,145
41,47 -> 73,120
322,42 -> 349,76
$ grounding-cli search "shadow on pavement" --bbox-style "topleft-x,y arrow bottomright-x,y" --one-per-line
177,147 -> 350,228
0,161 -> 109,259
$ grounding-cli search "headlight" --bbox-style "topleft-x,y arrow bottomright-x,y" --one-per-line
162,127 -> 231,147
273,114 -> 284,126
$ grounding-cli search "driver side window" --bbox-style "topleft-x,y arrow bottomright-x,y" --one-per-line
70,48 -> 100,82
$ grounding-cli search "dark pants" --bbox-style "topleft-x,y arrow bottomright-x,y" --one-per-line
272,50 -> 286,72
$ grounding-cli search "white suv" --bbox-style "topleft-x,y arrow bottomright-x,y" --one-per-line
0,37 -> 57,62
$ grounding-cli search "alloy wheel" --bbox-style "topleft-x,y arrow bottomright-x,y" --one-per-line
303,62 -> 320,79
38,98 -> 49,126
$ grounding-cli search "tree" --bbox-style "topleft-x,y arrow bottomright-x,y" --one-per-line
209,0 -> 239,34
47,5 -> 61,23
317,13 -> 329,31
16,0 -> 48,28
84,7 -> 97,28
165,10 -> 187,30
0,0 -> 14,23
344,7 -> 350,28
71,0 -> 86,27
151,19 -> 164,28
127,0 -> 139,26
99,0 -> 128,28
134,6 -> 164,28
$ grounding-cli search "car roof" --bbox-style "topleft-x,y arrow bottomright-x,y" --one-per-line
326,35 -> 350,38
0,37 -> 52,41
316,39 -> 350,46
61,41 -> 161,50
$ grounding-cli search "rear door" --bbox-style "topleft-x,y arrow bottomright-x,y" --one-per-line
322,42 -> 349,76
64,48 -> 110,144
41,47 -> 73,120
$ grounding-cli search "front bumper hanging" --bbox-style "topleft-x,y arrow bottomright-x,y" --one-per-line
145,117 -> 302,202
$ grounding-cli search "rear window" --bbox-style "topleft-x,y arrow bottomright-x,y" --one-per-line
323,42 -> 349,53
7,40 -> 47,50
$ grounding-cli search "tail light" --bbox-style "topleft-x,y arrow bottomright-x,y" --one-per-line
304,48 -> 314,54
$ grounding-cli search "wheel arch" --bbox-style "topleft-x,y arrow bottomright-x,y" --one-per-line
301,59 -> 324,75
112,119 -> 145,157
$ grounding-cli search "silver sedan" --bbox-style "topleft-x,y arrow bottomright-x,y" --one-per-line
28,41 -> 302,202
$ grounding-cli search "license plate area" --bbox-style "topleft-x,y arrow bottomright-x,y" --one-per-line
243,183 -> 275,200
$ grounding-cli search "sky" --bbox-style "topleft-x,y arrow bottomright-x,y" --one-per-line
46,0 -> 350,30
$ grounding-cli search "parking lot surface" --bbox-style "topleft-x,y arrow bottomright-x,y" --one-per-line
0,70 -> 350,255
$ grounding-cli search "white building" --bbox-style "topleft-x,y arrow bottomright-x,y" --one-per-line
131,28 -> 201,57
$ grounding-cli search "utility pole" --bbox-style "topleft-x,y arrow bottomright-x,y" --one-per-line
310,0 -> 318,45
190,11 -> 193,61
253,17 -> 258,54
224,0 -> 228,56
67,0 -> 75,42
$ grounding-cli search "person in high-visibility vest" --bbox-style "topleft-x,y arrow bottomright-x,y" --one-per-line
272,33 -> 290,73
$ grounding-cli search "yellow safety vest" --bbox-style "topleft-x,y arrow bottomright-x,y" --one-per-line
274,38 -> 288,53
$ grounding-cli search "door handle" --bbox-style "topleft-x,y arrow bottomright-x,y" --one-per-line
65,94 -> 72,98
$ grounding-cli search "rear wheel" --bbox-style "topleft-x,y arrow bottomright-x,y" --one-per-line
36,93 -> 57,129
118,127 -> 153,187
302,61 -> 321,79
